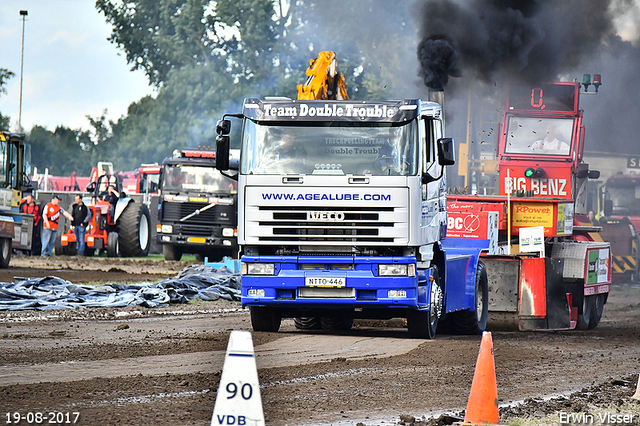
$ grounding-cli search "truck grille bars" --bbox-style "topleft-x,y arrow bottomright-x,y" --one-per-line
252,205 -> 404,244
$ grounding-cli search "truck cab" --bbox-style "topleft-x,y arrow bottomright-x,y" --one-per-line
216,97 -> 488,338
157,148 -> 238,261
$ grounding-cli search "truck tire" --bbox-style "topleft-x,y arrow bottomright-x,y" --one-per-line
0,237 -> 11,268
294,317 -> 321,330
578,294 -> 606,330
589,294 -> 606,329
107,232 -> 119,258
320,317 -> 354,331
250,307 -> 281,332
450,261 -> 489,335
117,203 -> 151,257
163,245 -> 183,261
407,266 -> 442,339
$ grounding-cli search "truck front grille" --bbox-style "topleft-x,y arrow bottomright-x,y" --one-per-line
247,205 -> 407,244
162,201 -> 232,226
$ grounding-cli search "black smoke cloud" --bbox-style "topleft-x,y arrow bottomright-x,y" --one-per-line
416,0 -> 619,88
416,0 -> 640,155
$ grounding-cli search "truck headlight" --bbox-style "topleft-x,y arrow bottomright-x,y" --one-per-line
244,263 -> 275,275
379,264 -> 415,276
247,288 -> 265,297
161,224 -> 173,233
222,228 -> 234,237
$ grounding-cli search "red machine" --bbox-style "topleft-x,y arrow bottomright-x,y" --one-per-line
598,173 -> 640,282
448,81 -> 611,331
59,174 -> 151,257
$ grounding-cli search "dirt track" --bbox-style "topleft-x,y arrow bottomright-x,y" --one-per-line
1,255 -> 639,425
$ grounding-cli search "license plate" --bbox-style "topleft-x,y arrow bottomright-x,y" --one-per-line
187,237 -> 206,243
305,276 -> 346,287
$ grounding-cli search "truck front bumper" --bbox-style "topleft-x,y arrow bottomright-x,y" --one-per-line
157,233 -> 236,249
241,255 -> 432,311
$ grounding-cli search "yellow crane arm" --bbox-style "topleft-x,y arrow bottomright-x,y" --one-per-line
296,51 -> 349,100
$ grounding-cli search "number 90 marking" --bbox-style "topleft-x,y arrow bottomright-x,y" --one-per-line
226,382 -> 253,400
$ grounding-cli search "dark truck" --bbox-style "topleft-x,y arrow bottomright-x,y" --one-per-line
157,148 -> 238,261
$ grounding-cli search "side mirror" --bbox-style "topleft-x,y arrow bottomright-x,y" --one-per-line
216,119 -> 231,135
437,138 -> 455,166
589,170 -> 600,179
216,135 -> 230,171
604,199 -> 613,217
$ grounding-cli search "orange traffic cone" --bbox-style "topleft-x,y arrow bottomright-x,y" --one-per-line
462,331 -> 501,425
632,374 -> 640,400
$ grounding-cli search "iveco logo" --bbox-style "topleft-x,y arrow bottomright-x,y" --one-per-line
307,211 -> 345,221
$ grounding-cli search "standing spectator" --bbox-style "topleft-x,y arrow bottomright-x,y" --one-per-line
70,195 -> 91,256
20,194 -> 42,255
41,196 -> 73,257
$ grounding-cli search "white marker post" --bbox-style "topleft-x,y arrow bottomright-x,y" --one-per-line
211,331 -> 265,426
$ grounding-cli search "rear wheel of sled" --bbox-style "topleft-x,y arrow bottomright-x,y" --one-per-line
163,244 -> 183,261
106,232 -> 119,258
407,266 -> 442,339
450,261 -> 489,335
118,203 -> 151,257
0,237 -> 11,268
578,294 -> 606,330
250,307 -> 281,332
294,317 -> 321,330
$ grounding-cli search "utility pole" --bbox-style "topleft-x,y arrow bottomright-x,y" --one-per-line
18,10 -> 28,133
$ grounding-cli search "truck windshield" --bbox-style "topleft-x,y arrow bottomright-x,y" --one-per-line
162,165 -> 237,193
241,120 -> 418,175
605,184 -> 640,216
504,117 -> 574,156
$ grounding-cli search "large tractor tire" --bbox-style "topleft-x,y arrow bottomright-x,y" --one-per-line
0,237 -> 11,268
117,203 -> 151,257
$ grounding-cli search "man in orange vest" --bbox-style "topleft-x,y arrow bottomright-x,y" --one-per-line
41,196 -> 73,257
20,194 -> 42,255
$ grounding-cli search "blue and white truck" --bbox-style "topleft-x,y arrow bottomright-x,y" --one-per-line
215,96 -> 490,338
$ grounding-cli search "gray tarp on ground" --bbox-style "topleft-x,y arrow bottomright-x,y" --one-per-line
0,264 -> 241,310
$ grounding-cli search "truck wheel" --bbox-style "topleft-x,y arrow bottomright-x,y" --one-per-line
320,317 -> 354,331
576,294 -> 595,330
0,237 -> 11,268
117,203 -> 151,257
107,232 -> 119,257
451,261 -> 489,335
407,266 -> 442,339
588,294 -> 606,329
294,317 -> 321,330
163,245 -> 183,261
250,307 -> 281,332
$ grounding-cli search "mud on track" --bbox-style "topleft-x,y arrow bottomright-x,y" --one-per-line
1,255 -> 639,425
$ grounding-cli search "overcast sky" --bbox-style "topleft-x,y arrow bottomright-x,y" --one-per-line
0,1 -> 154,133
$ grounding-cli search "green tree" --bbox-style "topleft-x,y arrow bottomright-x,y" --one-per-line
95,0 -> 419,168
0,68 -> 15,131
27,125 -> 93,176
